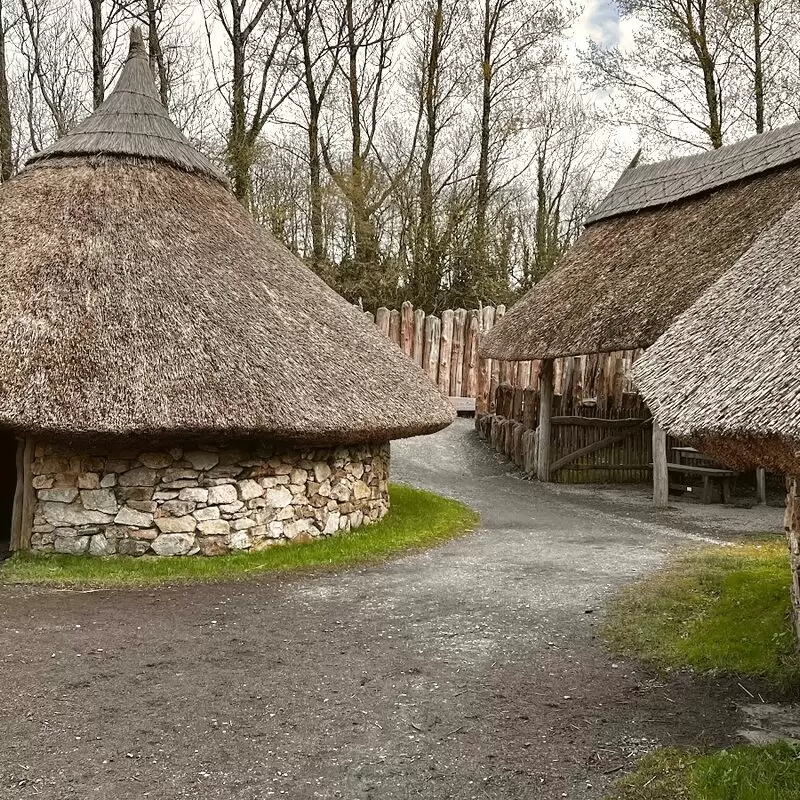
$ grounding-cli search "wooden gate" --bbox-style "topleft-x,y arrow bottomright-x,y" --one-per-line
549,414 -> 653,484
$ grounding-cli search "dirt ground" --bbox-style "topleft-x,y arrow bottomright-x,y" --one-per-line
0,419 -> 785,800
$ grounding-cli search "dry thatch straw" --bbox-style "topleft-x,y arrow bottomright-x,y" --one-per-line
28,29 -> 227,184
633,199 -> 800,474
587,121 -> 800,223
480,134 -> 800,361
0,28 -> 454,444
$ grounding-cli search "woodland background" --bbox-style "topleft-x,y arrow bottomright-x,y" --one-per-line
1,0 -> 799,311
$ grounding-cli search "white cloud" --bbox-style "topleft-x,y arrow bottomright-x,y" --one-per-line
574,0 -> 623,49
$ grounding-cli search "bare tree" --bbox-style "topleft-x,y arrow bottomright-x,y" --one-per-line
405,0 -> 473,308
720,0 -> 800,133
17,0 -> 85,142
0,0 -> 13,180
203,0 -> 300,202
319,0 -> 401,299
284,0 -> 342,270
141,0 -> 168,106
472,0 -> 564,292
527,81 -> 602,286
586,0 -> 741,150
88,0 -> 103,106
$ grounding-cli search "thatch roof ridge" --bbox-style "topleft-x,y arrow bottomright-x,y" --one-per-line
588,121 -> 800,223
479,163 -> 800,361
632,198 -> 800,472
26,28 -> 226,184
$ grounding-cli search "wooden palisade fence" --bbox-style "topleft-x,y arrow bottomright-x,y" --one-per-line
475,382 -> 656,484
368,301 -> 656,484
366,302 -> 504,410
366,301 -> 642,413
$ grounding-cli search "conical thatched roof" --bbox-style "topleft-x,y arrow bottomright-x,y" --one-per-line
0,29 -> 454,443
27,30 -> 227,183
633,199 -> 800,474
480,127 -> 800,361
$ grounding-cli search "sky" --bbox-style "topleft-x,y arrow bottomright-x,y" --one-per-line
570,0 -> 640,165
576,0 -> 624,49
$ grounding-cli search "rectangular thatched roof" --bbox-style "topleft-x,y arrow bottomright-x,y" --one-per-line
588,122 -> 800,223
480,124 -> 800,362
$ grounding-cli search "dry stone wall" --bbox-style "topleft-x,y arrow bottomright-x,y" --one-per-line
29,441 -> 390,556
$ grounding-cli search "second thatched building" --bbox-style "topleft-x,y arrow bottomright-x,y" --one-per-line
480,122 -> 800,499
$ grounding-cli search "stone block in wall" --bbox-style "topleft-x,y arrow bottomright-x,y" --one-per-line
115,507 -> 154,527
151,533 -> 196,556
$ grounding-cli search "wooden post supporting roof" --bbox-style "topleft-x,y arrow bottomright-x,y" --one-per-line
10,436 -> 34,551
537,358 -> 554,482
652,420 -> 669,508
756,468 -> 767,505
787,478 -> 800,648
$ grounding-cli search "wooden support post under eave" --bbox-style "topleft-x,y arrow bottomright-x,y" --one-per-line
756,467 -> 767,505
10,436 -> 34,551
652,420 -> 669,508
536,358 -> 554,482
786,477 -> 800,649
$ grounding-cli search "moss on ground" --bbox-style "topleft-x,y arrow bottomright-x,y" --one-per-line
0,483 -> 477,588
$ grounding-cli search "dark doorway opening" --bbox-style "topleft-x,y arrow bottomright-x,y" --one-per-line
0,432 -> 17,559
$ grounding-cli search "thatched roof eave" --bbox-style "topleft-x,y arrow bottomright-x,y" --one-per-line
633,195 -> 800,474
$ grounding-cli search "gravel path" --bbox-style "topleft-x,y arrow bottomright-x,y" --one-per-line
0,419 -> 784,799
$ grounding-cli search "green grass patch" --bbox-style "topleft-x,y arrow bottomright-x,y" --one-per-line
607,743 -> 800,800
603,537 -> 800,692
0,484 -> 477,589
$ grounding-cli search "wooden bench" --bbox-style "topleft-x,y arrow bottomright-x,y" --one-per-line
666,462 -> 737,504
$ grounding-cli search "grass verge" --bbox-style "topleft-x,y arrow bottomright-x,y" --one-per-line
0,483 -> 477,589
603,536 -> 800,693
607,743 -> 800,800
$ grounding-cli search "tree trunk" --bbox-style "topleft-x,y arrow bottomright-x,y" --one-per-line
415,0 -> 444,305
336,0 -> 379,293
346,0 -> 365,276
228,8 -> 251,204
753,0 -> 764,134
0,8 -> 12,182
308,111 -> 325,269
90,0 -> 104,109
145,0 -> 169,108
688,1 -> 723,148
534,153 -> 548,283
474,0 -> 492,284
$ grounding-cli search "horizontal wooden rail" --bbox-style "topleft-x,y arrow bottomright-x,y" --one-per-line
550,416 -> 650,428
665,463 -> 737,476
570,463 -> 653,471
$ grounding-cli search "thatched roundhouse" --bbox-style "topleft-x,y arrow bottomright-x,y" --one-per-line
480,128 -> 800,360
0,29 -> 454,558
632,202 -> 800,639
